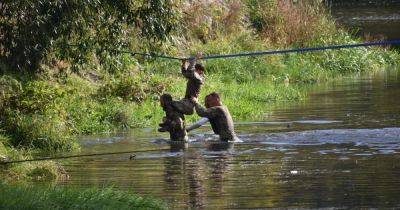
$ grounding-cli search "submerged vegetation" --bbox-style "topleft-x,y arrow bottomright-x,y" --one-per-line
0,0 -> 399,164
0,183 -> 165,209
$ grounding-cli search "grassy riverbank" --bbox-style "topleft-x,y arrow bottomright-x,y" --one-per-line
0,183 -> 165,209
0,0 -> 399,181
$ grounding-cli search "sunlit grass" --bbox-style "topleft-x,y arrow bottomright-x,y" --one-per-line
0,183 -> 166,210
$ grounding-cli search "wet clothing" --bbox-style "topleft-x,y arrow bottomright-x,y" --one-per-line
166,117 -> 188,142
171,98 -> 195,115
194,103 -> 236,141
159,101 -> 188,142
157,59 -> 205,140
182,60 -> 205,100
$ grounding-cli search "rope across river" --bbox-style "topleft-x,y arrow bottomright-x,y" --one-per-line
106,40 -> 400,60
0,148 -> 173,165
4,40 -> 398,165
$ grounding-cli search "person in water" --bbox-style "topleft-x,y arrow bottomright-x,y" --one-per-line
158,52 -> 204,141
192,92 -> 237,142
173,53 -> 205,115
158,93 -> 188,142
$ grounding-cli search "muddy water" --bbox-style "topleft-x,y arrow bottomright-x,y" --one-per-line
57,68 -> 400,209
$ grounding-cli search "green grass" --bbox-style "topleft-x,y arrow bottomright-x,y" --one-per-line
0,135 -> 8,161
0,183 -> 166,210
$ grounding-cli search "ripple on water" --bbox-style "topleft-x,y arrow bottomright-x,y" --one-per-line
238,127 -> 400,155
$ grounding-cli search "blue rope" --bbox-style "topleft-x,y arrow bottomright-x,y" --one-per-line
189,40 -> 400,60
71,40 -> 400,61
107,49 -> 182,60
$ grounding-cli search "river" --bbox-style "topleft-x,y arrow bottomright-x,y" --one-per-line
54,5 -> 400,209
55,68 -> 400,209
330,3 -> 400,40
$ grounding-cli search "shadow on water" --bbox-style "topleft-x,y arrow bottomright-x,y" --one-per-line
55,68 -> 400,209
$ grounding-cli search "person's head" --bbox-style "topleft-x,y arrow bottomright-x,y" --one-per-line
205,92 -> 222,108
160,93 -> 173,108
195,63 -> 205,75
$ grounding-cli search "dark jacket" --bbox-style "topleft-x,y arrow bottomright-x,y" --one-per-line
194,103 -> 236,141
181,60 -> 205,99
162,102 -> 187,141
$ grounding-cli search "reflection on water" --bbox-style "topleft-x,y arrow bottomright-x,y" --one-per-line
330,5 -> 400,40
57,69 -> 400,209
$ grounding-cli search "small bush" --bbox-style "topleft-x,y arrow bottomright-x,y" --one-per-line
0,75 -> 23,111
0,135 -> 9,161
5,113 -> 76,152
27,165 -> 58,181
180,1 -> 246,42
20,80 -> 66,114
247,0 -> 331,46
1,160 -> 68,182
98,72 -> 169,103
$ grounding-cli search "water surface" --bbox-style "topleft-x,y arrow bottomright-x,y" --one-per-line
330,4 -> 400,40
58,69 -> 400,209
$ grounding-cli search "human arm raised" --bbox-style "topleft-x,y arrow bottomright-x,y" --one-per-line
181,53 -> 204,80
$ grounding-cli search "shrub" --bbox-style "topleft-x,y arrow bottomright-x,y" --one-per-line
1,160 -> 68,182
0,135 -> 9,161
247,0 -> 331,46
19,81 -> 66,114
0,75 -> 23,112
0,0 -> 179,72
98,72 -> 169,103
4,113 -> 76,152
180,0 -> 247,42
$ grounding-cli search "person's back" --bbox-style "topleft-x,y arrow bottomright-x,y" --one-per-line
159,94 -> 188,142
193,92 -> 237,141
206,105 -> 236,141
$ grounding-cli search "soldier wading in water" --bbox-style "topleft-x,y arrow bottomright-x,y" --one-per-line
158,53 -> 237,142
158,53 -> 205,141
192,92 -> 237,142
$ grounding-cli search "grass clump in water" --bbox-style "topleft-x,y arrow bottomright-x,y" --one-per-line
1,161 -> 67,182
0,183 -> 166,210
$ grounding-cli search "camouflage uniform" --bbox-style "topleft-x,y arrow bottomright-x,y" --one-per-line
194,102 -> 237,141
159,101 -> 188,142
173,59 -> 205,115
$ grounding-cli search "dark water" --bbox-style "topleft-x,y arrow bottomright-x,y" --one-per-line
57,68 -> 400,209
330,5 -> 400,40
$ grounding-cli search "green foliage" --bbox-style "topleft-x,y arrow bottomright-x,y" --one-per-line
21,81 -> 66,114
0,183 -> 166,209
246,0 -> 332,45
247,0 -> 278,33
0,135 -> 8,161
0,0 -> 179,72
98,72 -> 169,103
0,75 -> 77,151
4,113 -> 76,152
26,165 -> 58,181
0,75 -> 23,111
0,154 -> 66,181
